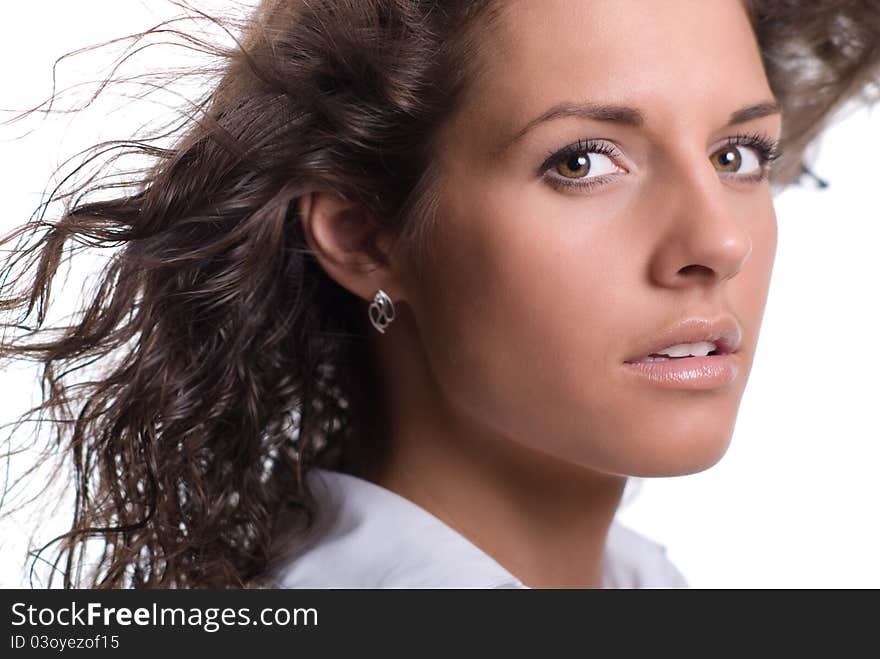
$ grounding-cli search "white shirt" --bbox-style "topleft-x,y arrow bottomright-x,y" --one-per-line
268,468 -> 689,589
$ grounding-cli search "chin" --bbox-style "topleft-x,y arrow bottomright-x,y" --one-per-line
566,410 -> 739,478
621,425 -> 736,478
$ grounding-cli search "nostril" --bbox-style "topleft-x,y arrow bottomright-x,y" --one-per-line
679,264 -> 712,276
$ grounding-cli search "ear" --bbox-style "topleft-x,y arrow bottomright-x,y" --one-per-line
298,190 -> 405,302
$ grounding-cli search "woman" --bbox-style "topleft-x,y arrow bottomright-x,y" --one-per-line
1,0 -> 878,588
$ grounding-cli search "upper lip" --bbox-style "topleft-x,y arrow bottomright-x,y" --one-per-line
623,316 -> 743,363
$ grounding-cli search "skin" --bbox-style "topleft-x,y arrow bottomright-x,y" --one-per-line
300,0 -> 781,588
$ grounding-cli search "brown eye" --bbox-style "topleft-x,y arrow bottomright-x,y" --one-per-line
710,144 -> 761,175
553,151 -> 619,180
541,141 -> 626,191
711,146 -> 741,172
556,154 -> 591,179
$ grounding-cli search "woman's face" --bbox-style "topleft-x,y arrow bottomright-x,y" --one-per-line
403,0 -> 780,477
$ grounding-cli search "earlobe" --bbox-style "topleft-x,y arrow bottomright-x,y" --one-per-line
298,190 -> 402,302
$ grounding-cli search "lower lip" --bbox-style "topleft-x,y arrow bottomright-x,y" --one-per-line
622,354 -> 739,390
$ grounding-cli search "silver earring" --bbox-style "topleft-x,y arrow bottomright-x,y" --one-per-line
368,289 -> 395,334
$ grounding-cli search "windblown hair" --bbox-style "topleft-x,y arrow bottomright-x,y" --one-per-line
746,0 -> 880,185
1,0 -> 878,588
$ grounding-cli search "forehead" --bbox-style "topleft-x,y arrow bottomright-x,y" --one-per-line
461,0 -> 772,141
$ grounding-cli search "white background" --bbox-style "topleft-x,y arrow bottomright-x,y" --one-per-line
1,1 -> 878,588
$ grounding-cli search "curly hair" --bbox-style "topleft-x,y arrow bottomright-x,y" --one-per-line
1,0 -> 878,588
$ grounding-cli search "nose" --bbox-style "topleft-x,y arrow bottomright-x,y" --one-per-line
648,153 -> 753,289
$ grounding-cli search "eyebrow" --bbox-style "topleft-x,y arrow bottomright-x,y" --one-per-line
500,99 -> 783,152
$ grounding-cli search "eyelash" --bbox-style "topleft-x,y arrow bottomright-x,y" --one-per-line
539,132 -> 783,192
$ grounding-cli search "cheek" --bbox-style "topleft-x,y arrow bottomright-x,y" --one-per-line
754,203 -> 778,291
732,202 -> 778,357
413,185 -> 630,452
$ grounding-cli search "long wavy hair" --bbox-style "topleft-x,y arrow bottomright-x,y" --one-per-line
1,0 -> 878,588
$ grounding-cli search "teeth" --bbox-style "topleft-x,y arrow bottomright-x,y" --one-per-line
650,341 -> 717,358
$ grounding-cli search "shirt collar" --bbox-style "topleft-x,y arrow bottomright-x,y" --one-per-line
269,468 -> 685,589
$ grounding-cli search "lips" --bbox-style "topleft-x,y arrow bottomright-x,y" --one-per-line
623,316 -> 743,364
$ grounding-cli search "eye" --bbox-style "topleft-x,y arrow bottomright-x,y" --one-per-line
710,144 -> 761,175
554,151 -> 620,180
709,133 -> 782,182
540,139 -> 627,191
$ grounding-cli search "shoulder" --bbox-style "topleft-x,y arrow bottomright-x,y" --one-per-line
602,520 -> 689,588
